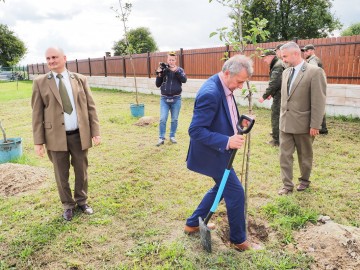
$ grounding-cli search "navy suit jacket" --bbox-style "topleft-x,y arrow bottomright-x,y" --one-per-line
186,74 -> 240,179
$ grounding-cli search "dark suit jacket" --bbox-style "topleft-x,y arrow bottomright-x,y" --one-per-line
186,74 -> 239,179
280,62 -> 326,134
32,71 -> 100,151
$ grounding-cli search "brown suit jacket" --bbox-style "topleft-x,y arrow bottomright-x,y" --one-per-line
32,71 -> 100,151
280,62 -> 326,134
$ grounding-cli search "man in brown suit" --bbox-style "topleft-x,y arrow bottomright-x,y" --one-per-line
32,47 -> 101,221
278,42 -> 326,195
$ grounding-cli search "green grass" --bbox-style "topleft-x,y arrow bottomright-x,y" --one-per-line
0,81 -> 359,269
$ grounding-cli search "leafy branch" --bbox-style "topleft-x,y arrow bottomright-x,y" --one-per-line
111,0 -> 139,105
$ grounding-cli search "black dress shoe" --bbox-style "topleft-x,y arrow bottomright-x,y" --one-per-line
63,209 -> 73,221
78,204 -> 94,215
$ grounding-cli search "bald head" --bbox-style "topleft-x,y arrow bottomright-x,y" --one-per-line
45,47 -> 67,73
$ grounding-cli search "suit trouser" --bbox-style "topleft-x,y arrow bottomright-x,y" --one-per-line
279,131 -> 314,190
271,97 -> 280,142
47,132 -> 89,210
186,169 -> 246,244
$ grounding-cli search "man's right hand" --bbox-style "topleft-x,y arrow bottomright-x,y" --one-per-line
228,134 -> 245,149
34,144 -> 45,157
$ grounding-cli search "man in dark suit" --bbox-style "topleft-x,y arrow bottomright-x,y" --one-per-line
278,42 -> 326,195
184,55 -> 261,251
32,47 -> 101,221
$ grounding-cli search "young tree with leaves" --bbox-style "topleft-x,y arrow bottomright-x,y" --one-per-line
209,0 -> 270,233
111,0 -> 141,105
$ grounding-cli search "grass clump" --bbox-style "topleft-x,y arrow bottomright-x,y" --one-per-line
262,196 -> 318,244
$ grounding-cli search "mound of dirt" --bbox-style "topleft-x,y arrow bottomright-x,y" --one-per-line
216,210 -> 359,269
0,163 -> 49,196
134,116 -> 158,126
294,219 -> 360,270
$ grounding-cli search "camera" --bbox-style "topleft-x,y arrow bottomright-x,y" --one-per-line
155,62 -> 170,75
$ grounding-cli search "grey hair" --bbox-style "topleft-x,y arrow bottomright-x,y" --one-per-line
222,54 -> 253,77
280,41 -> 300,52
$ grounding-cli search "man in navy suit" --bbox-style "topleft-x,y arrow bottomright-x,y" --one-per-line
184,55 -> 261,251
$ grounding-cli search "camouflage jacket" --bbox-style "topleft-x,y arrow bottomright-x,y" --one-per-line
306,55 -> 323,68
262,57 -> 285,99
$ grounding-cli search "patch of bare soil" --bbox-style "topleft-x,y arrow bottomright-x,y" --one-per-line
293,218 -> 360,270
0,163 -> 49,196
215,211 -> 270,248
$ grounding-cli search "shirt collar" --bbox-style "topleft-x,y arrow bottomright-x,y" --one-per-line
293,60 -> 305,73
218,72 -> 232,96
52,70 -> 69,80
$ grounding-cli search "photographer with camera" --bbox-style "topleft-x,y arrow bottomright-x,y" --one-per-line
155,51 -> 187,146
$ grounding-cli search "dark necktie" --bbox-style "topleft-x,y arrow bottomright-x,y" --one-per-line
287,67 -> 295,96
56,74 -> 73,114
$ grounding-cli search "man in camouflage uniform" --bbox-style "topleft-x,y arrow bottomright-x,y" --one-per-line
302,44 -> 328,134
274,43 -> 284,60
259,50 -> 285,146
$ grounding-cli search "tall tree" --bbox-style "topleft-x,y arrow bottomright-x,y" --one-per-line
341,22 -> 360,36
240,0 -> 342,41
0,24 -> 27,67
112,27 -> 158,56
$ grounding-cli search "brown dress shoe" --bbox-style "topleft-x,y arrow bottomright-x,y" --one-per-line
184,223 -> 216,235
231,240 -> 263,252
78,204 -> 94,215
297,183 -> 309,191
63,209 -> 73,221
278,188 -> 293,195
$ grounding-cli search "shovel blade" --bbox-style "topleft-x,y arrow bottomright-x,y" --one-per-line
199,216 -> 212,253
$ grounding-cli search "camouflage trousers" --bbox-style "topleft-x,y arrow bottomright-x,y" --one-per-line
271,97 -> 281,143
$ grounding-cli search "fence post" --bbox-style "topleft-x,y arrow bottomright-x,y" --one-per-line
42,63 -> 45,74
88,57 -> 92,76
103,56 -> 107,77
36,63 -> 39,75
179,48 -> 184,69
147,52 -> 151,78
26,65 -> 30,80
123,57 -> 126,78
76,59 -> 79,73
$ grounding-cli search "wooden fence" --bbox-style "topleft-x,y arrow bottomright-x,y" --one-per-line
28,35 -> 360,85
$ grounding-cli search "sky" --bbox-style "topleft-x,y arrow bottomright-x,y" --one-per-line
1,0 -> 359,66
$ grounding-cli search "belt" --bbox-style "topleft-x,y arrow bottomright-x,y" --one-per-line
161,94 -> 181,97
66,129 -> 79,135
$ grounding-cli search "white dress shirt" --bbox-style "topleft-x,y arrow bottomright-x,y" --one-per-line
53,70 -> 79,131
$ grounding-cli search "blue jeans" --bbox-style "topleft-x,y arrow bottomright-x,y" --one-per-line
159,95 -> 181,139
186,169 -> 246,244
